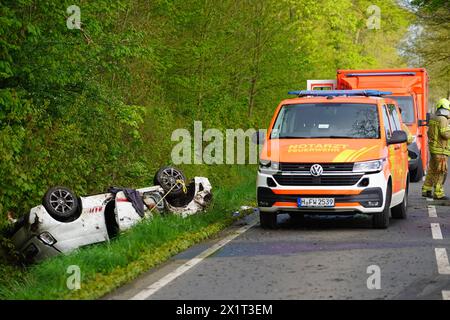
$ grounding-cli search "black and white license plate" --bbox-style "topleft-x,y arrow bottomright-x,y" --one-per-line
297,198 -> 335,208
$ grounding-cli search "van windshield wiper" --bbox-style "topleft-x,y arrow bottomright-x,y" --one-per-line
309,135 -> 352,139
276,136 -> 309,139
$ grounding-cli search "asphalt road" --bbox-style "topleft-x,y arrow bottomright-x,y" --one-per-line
106,176 -> 450,300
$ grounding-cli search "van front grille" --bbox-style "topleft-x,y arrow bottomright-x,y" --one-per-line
279,163 -> 354,172
273,174 -> 362,186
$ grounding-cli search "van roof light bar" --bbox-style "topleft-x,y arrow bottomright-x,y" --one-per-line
287,90 -> 393,97
346,72 -> 416,77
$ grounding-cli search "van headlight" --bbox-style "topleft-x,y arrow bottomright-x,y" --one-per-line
353,159 -> 385,173
259,160 -> 279,172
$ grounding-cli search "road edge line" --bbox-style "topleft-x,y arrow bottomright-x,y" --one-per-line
130,219 -> 257,300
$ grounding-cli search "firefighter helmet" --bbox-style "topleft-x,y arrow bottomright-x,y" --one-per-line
436,98 -> 450,111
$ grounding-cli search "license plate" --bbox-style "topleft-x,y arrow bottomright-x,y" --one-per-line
297,198 -> 335,208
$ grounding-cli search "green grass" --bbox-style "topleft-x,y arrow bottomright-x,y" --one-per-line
0,165 -> 256,299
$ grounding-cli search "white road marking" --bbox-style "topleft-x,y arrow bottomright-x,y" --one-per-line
443,291 -> 450,300
431,223 -> 443,240
428,205 -> 438,218
429,201 -> 449,300
426,198 -> 433,202
435,248 -> 450,275
129,220 -> 257,300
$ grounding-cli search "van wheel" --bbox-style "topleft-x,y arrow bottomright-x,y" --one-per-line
260,212 -> 278,229
392,177 -> 409,219
410,156 -> 424,182
373,184 -> 391,229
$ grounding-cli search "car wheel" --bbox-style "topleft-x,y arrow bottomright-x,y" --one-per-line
392,177 -> 409,219
372,183 -> 391,229
154,166 -> 187,197
410,156 -> 424,182
260,212 -> 278,229
43,187 -> 80,222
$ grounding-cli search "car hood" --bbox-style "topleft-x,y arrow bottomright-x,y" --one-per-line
260,138 -> 387,163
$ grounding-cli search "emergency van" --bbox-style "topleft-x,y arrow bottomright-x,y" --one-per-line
257,90 -> 409,229
308,69 -> 429,182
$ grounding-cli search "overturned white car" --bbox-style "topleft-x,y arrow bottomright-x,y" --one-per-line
10,167 -> 212,263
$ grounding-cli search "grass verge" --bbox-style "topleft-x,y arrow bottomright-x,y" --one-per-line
0,166 -> 256,299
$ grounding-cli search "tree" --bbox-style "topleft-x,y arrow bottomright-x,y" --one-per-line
406,0 -> 450,101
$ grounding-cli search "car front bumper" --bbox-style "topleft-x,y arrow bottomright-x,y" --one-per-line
11,225 -> 61,263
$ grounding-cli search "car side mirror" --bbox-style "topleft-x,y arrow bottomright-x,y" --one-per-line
418,113 -> 430,127
252,130 -> 266,145
388,130 -> 408,145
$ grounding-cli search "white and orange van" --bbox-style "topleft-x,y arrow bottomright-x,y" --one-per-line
257,90 -> 409,229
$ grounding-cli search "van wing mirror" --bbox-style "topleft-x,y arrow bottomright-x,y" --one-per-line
418,113 -> 430,127
388,130 -> 408,145
252,130 -> 266,145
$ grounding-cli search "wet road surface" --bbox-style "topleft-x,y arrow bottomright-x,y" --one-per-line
106,178 -> 450,300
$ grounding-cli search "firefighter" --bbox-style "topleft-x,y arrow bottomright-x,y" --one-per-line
422,98 -> 450,200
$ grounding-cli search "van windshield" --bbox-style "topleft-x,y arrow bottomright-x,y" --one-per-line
271,103 -> 380,139
387,96 -> 415,124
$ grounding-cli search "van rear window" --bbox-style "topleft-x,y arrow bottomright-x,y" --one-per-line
271,103 -> 380,139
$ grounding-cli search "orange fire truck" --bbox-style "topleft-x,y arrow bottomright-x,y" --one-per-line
308,69 -> 430,182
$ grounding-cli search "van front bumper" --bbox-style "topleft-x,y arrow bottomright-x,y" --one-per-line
257,170 -> 387,214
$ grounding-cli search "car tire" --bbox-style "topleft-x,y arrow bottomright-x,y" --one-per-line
43,186 -> 80,222
260,212 -> 278,229
372,183 -> 391,229
410,156 -> 424,182
392,177 -> 409,219
153,166 -> 187,197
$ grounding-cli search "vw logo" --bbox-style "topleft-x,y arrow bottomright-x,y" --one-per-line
310,164 -> 324,177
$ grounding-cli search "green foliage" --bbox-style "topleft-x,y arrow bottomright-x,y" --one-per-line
412,0 -> 449,9
0,0 -> 150,227
0,0 -> 411,228
406,0 -> 450,101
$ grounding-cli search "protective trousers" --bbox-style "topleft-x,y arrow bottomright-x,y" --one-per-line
422,154 -> 448,198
